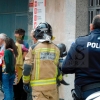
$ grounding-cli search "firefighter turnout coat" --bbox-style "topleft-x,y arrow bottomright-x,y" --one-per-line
23,42 -> 60,91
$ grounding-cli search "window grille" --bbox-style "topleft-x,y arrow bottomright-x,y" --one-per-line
96,9 -> 100,14
96,0 -> 100,6
89,11 -> 93,24
89,0 -> 94,6
89,0 -> 100,24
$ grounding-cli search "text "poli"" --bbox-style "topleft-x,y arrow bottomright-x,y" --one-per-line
87,42 -> 100,48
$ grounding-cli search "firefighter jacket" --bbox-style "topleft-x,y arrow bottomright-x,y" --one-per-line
23,42 -> 60,91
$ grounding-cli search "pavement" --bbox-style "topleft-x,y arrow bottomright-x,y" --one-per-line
60,74 -> 74,100
0,91 -> 3,100
0,74 -> 74,100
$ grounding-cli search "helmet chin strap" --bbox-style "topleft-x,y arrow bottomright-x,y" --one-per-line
38,34 -> 52,43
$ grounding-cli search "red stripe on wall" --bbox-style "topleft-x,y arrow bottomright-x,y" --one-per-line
44,0 -> 46,6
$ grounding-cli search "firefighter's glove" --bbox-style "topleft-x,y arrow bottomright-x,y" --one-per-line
60,79 -> 70,85
23,83 -> 30,93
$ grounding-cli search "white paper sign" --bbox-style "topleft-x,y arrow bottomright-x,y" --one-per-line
33,0 -> 45,29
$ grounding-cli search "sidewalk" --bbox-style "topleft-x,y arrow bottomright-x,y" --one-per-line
62,74 -> 74,100
0,91 -> 3,100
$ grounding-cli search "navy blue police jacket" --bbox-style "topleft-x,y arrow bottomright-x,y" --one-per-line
62,29 -> 100,87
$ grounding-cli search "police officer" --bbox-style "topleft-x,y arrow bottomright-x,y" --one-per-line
23,22 -> 60,100
62,15 -> 100,100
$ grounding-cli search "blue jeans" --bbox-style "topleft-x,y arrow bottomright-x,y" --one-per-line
2,73 -> 15,100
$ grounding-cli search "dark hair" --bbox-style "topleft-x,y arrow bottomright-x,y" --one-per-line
92,15 -> 100,29
5,37 -> 18,57
15,28 -> 25,39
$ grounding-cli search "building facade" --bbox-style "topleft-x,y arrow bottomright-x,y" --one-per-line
0,0 -> 99,49
45,0 -> 88,49
28,0 -> 89,49
0,0 -> 28,39
29,0 -> 89,49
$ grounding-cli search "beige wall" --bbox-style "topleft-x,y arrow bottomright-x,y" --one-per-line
28,0 -> 88,49
76,0 -> 88,38
45,0 -> 88,49
45,0 -> 66,44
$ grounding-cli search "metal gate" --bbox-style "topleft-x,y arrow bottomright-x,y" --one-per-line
0,0 -> 28,39
89,0 -> 100,24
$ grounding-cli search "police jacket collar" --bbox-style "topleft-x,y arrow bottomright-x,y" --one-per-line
91,29 -> 100,34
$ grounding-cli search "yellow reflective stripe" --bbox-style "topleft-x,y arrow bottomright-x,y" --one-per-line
35,52 -> 40,80
33,51 -> 55,54
39,50 -> 55,53
35,48 -> 56,51
23,75 -> 30,81
35,59 -> 38,79
33,48 -> 57,53
37,52 -> 40,79
30,78 -> 56,86
35,50 -> 55,53
54,51 -> 59,65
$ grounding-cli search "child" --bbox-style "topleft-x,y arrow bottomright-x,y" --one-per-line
2,37 -> 18,100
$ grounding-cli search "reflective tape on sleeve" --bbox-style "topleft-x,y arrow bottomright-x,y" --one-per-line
23,75 -> 30,82
30,78 -> 56,86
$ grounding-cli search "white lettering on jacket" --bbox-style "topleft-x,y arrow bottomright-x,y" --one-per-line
87,42 -> 100,48
40,52 -> 55,60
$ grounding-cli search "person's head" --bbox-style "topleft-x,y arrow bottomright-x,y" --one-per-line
30,30 -> 37,44
14,28 -> 25,42
33,22 -> 53,41
5,37 -> 18,57
90,15 -> 100,31
0,33 -> 7,46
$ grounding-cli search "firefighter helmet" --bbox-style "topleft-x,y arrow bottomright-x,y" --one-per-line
33,22 -> 52,40
57,43 -> 67,57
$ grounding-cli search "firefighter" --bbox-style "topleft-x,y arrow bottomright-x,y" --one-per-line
23,22 -> 60,100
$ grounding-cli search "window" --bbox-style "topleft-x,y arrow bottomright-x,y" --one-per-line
89,11 -> 93,24
89,0 -> 100,24
0,0 -> 28,39
96,9 -> 100,14
96,0 -> 100,6
89,0 -> 94,6
88,0 -> 100,31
